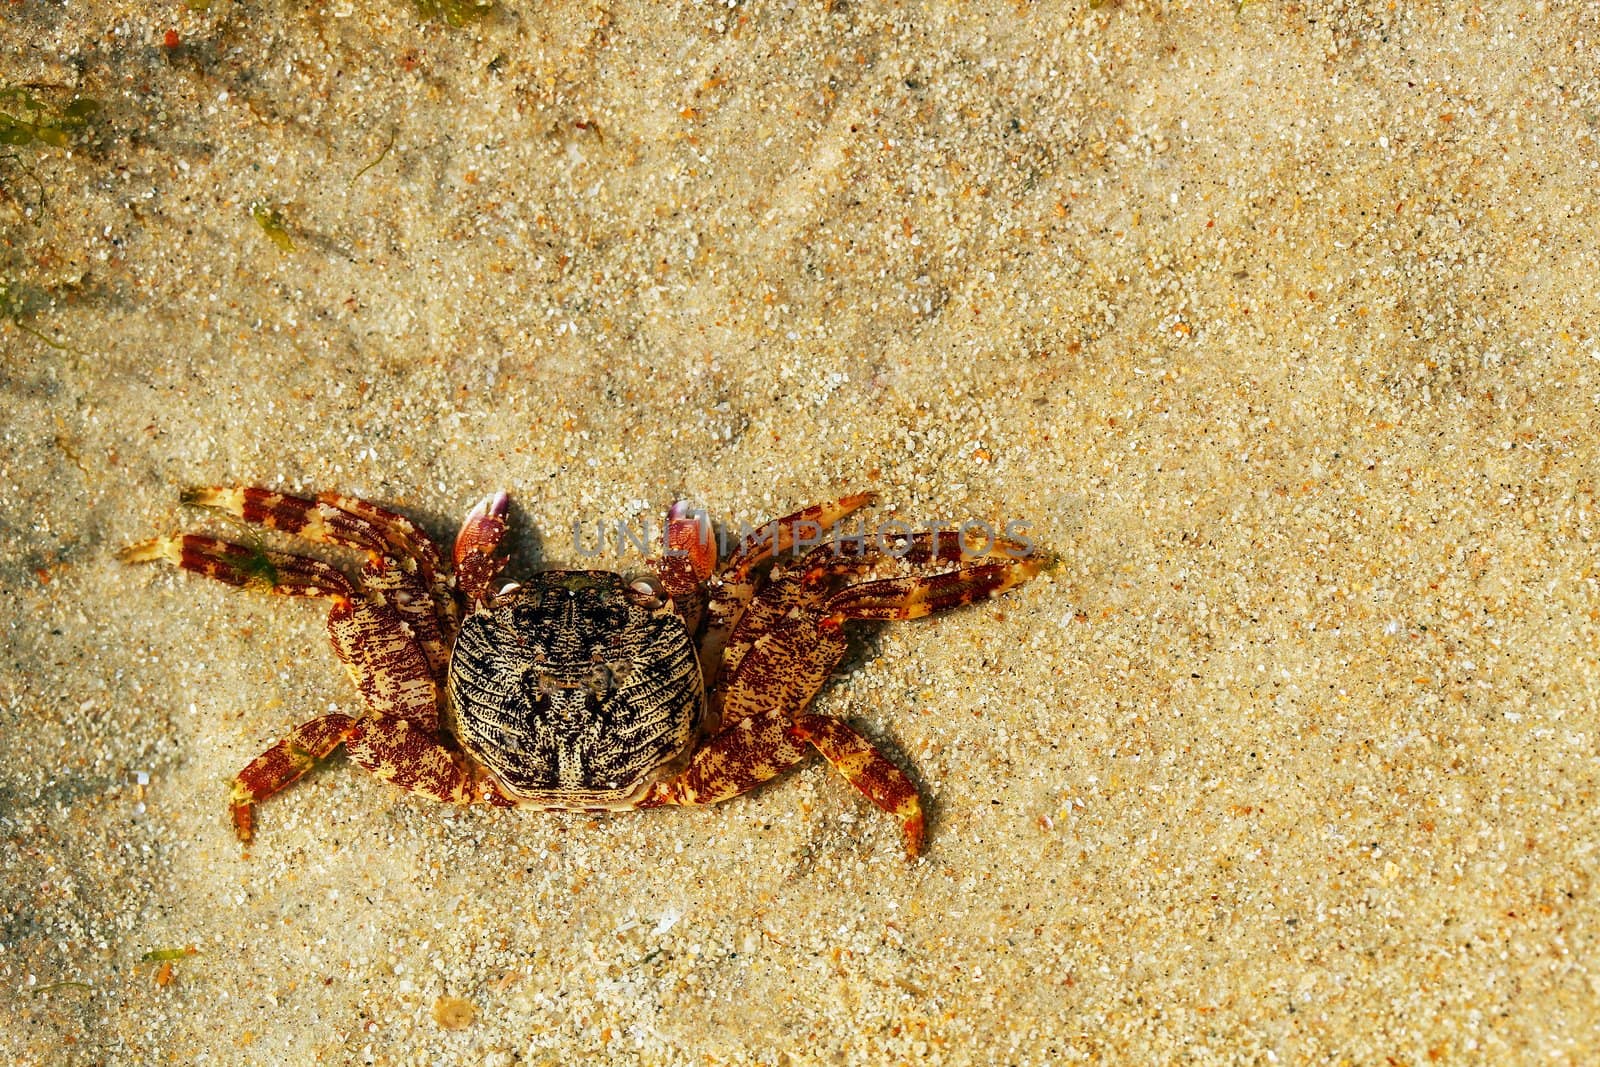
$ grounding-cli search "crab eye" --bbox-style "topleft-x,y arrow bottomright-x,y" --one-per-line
626,574 -> 667,608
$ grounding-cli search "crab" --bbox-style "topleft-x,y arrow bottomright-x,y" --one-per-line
122,487 -> 1041,857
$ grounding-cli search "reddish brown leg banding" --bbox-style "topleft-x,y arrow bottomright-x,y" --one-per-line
360,557 -> 451,677
318,491 -> 444,576
640,708 -> 811,809
325,596 -> 442,734
344,717 -> 477,805
722,492 -> 878,580
717,554 -> 872,682
181,486 -> 457,640
790,714 -> 925,858
823,558 -> 1043,621
120,535 -> 355,599
183,487 -> 394,555
325,491 -> 457,641
695,492 -> 878,683
230,713 -> 359,841
714,528 -> 1038,688
718,617 -> 850,727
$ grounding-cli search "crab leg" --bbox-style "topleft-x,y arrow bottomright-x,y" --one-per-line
721,553 -> 1039,726
719,535 -> 1042,706
229,712 -> 480,842
719,616 -> 850,726
182,486 -> 458,658
648,606 -> 918,851
318,491 -> 444,574
126,522 -> 479,836
639,708 -> 811,808
691,545 -> 1039,855
695,491 -> 878,682
357,557 -> 452,677
230,714 -> 359,842
325,490 -> 459,650
343,717 -> 478,807
324,595 -> 479,805
823,559 -> 1041,621
182,486 -> 410,557
720,491 -> 880,580
639,703 -> 926,857
790,714 -> 924,858
325,595 -> 442,732
119,535 -> 354,598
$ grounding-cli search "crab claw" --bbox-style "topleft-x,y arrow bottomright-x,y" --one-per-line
645,499 -> 717,635
661,500 -> 717,585
454,491 -> 511,605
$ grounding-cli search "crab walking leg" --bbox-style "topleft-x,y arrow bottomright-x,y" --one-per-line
697,492 -> 879,682
718,554 -> 878,686
184,486 -> 460,667
453,491 -> 511,606
717,555 -> 1039,728
824,558 -> 1043,621
359,557 -> 451,678
716,559 -> 1036,726
182,486 -> 448,583
123,545 -> 447,736
703,551 -> 1040,849
639,707 -> 925,857
320,491 -> 459,646
182,486 -> 406,556
772,529 -> 1040,613
712,613 -> 916,851
325,595 -> 444,734
233,591 -> 477,831
317,491 -> 445,576
722,492 -> 880,579
343,717 -> 477,806
719,616 -> 851,726
324,594 -> 479,807
230,714 -> 359,842
119,535 -> 356,598
717,532 -> 1040,687
790,714 -> 925,858
639,708 -> 811,808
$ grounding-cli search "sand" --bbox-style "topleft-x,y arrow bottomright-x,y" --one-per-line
4,1 -> 1600,1063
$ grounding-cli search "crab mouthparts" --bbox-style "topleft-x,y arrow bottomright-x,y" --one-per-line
523,663 -> 627,695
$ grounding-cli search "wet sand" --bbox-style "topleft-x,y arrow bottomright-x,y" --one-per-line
4,3 -> 1599,1063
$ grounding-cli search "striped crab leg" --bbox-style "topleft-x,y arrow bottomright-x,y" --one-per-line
718,529 -> 1042,701
647,531 -> 1041,858
118,535 -> 354,598
124,496 -> 481,840
229,714 -> 359,842
181,486 -> 456,674
692,492 -> 879,683
226,592 -> 481,841
640,700 -> 927,858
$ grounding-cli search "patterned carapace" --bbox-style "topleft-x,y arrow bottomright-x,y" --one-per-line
123,487 -> 1042,857
450,572 -> 704,806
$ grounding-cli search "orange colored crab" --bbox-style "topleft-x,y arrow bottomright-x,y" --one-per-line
123,487 -> 1040,856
